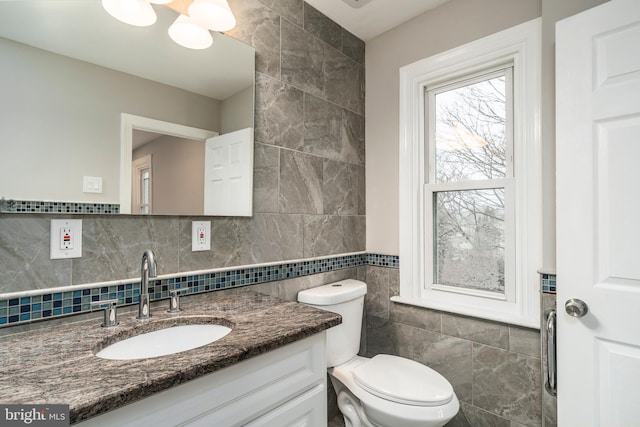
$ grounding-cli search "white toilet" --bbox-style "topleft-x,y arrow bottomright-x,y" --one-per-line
298,279 -> 459,427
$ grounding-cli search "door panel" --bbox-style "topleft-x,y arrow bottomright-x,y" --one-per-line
596,339 -> 640,426
203,127 -> 253,216
594,24 -> 640,87
598,118 -> 640,281
556,0 -> 640,425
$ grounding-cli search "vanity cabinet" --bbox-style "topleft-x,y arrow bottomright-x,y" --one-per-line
76,333 -> 327,426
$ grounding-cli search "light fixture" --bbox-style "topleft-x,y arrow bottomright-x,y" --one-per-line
188,0 -> 236,32
168,14 -> 213,50
102,0 -> 236,50
101,0 -> 157,27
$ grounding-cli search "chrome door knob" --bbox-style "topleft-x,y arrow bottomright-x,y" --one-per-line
565,298 -> 589,318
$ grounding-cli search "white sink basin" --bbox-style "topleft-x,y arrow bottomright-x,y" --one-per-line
96,324 -> 232,360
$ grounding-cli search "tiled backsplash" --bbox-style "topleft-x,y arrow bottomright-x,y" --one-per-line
541,273 -> 556,293
1,1 -> 367,299
365,252 -> 399,268
0,199 -> 120,214
0,253 -> 399,327
1,255 -> 557,328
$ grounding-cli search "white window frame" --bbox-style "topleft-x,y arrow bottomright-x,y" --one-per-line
132,154 -> 153,214
396,18 -> 541,328
426,67 -> 514,302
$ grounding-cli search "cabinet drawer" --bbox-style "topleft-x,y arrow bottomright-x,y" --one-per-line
244,383 -> 326,427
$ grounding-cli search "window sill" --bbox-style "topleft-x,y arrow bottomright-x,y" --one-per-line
390,295 -> 540,329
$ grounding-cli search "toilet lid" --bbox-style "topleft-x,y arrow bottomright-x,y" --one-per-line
353,355 -> 454,407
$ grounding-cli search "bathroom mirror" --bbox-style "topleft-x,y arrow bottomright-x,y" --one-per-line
0,0 -> 255,216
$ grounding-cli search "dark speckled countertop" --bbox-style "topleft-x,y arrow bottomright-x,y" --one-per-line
0,289 -> 341,424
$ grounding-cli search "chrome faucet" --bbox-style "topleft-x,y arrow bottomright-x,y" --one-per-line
138,249 -> 157,320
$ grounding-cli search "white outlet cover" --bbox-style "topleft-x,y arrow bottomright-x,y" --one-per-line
192,221 -> 211,251
50,219 -> 82,259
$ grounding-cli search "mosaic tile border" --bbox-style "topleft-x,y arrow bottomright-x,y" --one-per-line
366,253 -> 399,268
0,252 -> 399,327
0,199 -> 119,214
541,273 -> 556,294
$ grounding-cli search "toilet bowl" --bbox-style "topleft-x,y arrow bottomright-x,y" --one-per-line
330,355 -> 459,427
298,280 -> 459,427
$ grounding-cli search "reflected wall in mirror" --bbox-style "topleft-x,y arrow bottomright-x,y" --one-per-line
122,114 -> 253,216
0,0 -> 255,216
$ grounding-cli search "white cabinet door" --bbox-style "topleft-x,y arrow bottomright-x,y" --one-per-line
556,0 -> 640,425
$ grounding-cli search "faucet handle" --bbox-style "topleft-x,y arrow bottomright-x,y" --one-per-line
91,299 -> 119,328
167,290 -> 183,313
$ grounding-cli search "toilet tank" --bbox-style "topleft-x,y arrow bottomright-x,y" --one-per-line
298,279 -> 367,367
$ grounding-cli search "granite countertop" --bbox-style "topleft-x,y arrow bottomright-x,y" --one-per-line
0,289 -> 341,424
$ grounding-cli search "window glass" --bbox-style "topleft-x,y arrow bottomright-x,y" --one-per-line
434,75 -> 507,183
434,188 -> 505,293
428,70 -> 510,297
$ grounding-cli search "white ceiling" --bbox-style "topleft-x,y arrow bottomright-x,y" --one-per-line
304,0 -> 451,41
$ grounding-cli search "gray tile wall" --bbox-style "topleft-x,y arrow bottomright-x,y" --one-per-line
0,1 -> 366,294
1,3 -> 548,427
365,265 -> 542,427
248,265 -> 367,422
257,265 -> 545,427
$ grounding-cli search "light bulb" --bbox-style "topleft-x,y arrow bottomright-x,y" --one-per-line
102,0 -> 156,27
168,14 -> 213,50
188,0 -> 236,32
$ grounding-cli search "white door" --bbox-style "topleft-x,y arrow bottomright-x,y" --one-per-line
203,127 -> 254,216
556,0 -> 640,425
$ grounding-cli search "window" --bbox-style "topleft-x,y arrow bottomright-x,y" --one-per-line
139,168 -> 151,214
427,69 -> 513,300
397,19 -> 541,327
132,154 -> 153,214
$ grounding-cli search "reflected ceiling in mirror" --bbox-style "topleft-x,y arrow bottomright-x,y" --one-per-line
0,0 -> 255,216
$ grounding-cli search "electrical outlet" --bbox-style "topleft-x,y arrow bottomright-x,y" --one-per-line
50,219 -> 82,259
192,221 -> 211,251
60,227 -> 73,250
198,226 -> 206,245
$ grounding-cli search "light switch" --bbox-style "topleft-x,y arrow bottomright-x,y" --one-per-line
83,176 -> 103,193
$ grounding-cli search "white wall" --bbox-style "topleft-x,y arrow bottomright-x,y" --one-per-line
221,85 -> 253,134
539,0 -> 609,271
366,0 -> 541,255
366,0 -> 609,268
0,38 -> 221,204
133,136 -> 205,215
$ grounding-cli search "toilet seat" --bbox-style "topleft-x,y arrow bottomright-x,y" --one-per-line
329,356 -> 460,427
353,355 -> 454,407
